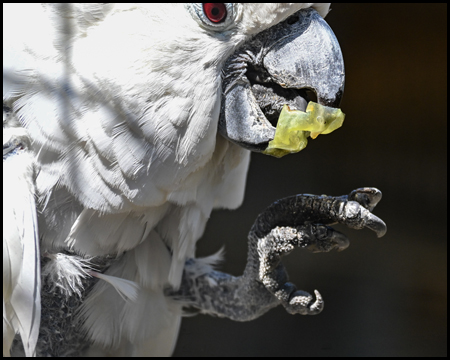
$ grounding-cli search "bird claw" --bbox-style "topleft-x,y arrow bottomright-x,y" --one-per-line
252,187 -> 387,315
169,189 -> 385,321
348,187 -> 382,212
271,281 -> 324,315
285,289 -> 324,315
306,224 -> 350,253
337,197 -> 387,238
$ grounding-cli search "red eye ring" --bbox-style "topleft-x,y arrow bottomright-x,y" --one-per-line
203,3 -> 227,23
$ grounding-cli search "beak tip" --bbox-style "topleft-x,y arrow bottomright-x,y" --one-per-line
318,86 -> 344,109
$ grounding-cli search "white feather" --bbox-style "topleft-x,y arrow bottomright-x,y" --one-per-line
41,253 -> 92,298
89,271 -> 139,303
3,133 -> 40,357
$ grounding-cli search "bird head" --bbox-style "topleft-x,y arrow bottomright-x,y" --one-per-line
70,3 -> 344,166
213,4 -> 346,157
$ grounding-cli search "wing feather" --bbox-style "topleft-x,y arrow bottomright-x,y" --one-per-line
3,125 -> 41,357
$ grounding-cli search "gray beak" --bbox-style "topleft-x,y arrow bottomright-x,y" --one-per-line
219,8 -> 345,152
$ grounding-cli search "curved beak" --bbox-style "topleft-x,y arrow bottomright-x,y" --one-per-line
219,8 -> 345,153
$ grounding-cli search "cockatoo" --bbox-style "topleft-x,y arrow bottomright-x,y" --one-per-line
3,3 -> 386,357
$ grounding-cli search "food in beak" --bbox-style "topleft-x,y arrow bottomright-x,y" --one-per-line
263,102 -> 345,158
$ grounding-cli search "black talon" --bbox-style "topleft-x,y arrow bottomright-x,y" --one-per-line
306,225 -> 350,253
340,201 -> 387,238
364,212 -> 387,238
349,187 -> 382,211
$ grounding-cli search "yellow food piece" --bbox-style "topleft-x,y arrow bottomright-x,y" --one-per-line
263,102 -> 345,158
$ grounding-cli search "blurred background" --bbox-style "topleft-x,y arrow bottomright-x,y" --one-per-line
174,3 -> 447,357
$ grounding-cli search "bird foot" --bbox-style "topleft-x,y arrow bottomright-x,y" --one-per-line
252,187 -> 387,315
169,188 -> 386,320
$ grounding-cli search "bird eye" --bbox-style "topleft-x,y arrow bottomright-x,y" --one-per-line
186,3 -> 241,32
203,3 -> 227,23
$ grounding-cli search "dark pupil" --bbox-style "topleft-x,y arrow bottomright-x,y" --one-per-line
211,7 -> 219,16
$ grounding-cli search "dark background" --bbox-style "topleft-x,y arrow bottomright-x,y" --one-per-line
174,4 -> 447,357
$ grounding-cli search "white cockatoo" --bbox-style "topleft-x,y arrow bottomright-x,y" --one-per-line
3,3 -> 386,357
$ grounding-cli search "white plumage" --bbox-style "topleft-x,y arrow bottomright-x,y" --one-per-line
3,3 -> 332,356
3,118 -> 40,357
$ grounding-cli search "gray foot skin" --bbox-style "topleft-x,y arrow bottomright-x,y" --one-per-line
168,188 -> 387,321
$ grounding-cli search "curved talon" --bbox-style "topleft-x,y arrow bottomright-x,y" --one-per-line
331,230 -> 350,252
355,205 -> 387,238
285,289 -> 324,315
364,211 -> 387,238
318,226 -> 350,252
341,201 -> 387,238
349,187 -> 382,211
309,289 -> 324,314
306,225 -> 350,253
